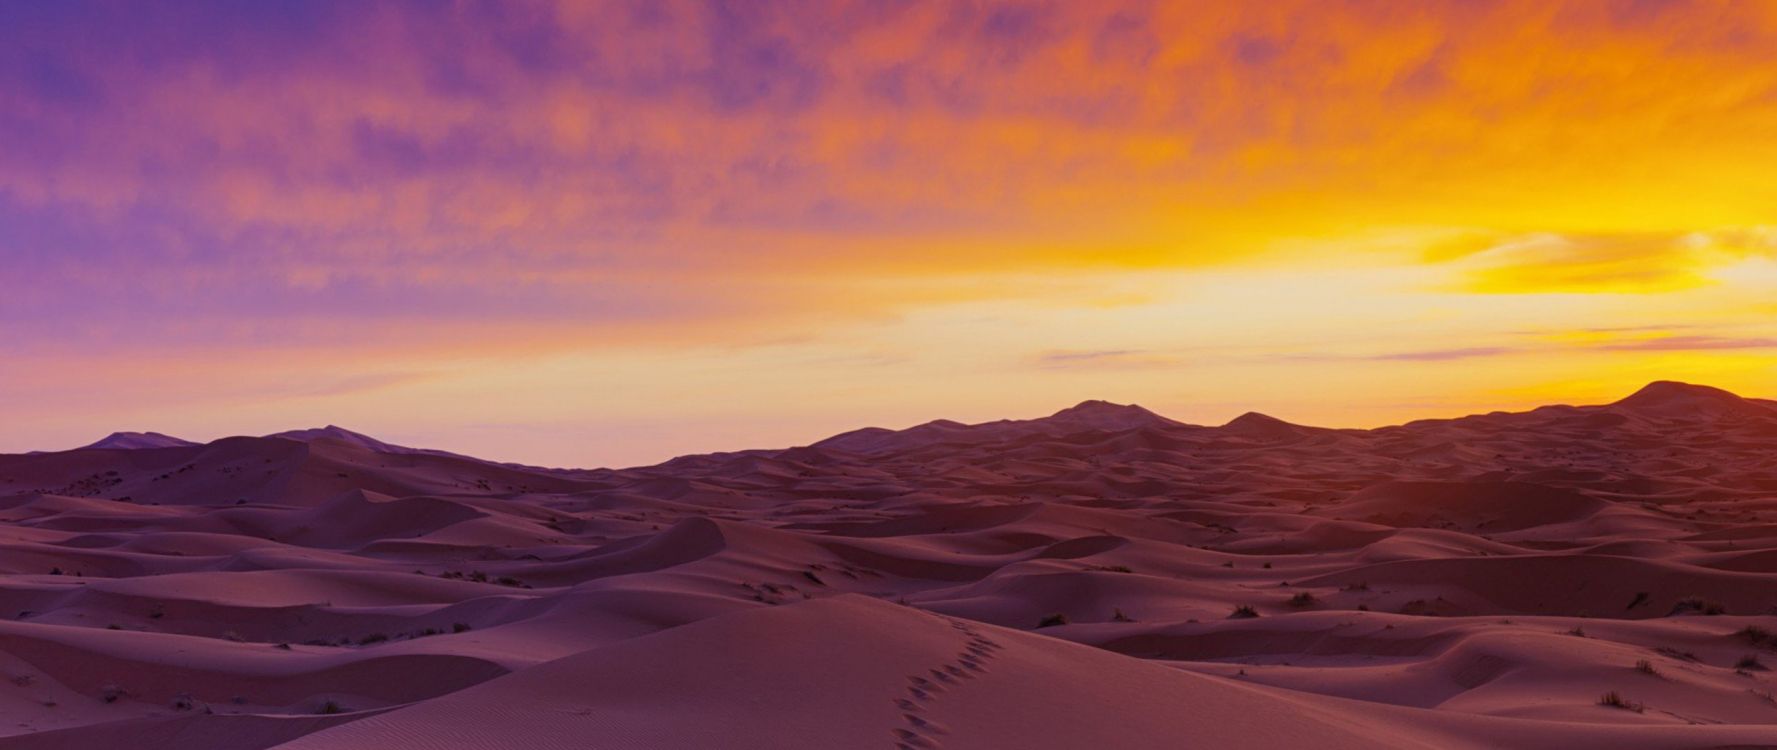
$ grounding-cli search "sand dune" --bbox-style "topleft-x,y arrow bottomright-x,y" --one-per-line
1,381 -> 1776,747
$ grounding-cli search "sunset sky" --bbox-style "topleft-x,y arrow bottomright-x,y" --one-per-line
4,1 -> 1776,467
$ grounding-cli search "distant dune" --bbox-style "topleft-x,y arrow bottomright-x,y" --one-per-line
2,381 -> 1777,748
74,432 -> 200,451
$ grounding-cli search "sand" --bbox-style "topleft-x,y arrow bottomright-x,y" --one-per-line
0,380 -> 1774,748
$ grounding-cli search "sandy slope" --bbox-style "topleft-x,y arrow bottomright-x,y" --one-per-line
0,381 -> 1774,748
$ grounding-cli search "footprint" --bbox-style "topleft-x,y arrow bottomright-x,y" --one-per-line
908,675 -> 943,693
891,614 -> 1002,747
904,714 -> 947,734
891,728 -> 938,748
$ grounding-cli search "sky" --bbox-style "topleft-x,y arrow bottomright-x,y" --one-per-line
3,0 -> 1776,468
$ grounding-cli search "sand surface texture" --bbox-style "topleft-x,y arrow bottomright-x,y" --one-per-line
2,381 -> 1776,748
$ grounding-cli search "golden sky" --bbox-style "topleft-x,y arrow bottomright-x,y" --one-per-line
2,1 -> 1774,466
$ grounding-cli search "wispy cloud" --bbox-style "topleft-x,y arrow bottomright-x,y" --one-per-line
1433,230 -> 1777,294
1593,335 -> 1777,352
1034,349 -> 1182,369
1278,331 -> 1777,365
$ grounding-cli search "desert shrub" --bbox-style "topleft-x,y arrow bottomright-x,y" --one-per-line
1598,691 -> 1643,712
1737,654 -> 1768,671
1230,605 -> 1260,619
1036,613 -> 1069,628
1287,592 -> 1317,608
1654,647 -> 1698,662
1669,597 -> 1726,616
1634,659 -> 1659,676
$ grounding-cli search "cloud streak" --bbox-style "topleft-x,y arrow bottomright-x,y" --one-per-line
1434,229 -> 1777,294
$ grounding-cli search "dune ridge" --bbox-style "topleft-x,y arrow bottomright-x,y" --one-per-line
1,381 -> 1776,748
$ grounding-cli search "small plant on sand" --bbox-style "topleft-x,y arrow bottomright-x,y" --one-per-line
1737,654 -> 1768,671
452,622 -> 472,634
1655,647 -> 1698,662
1091,565 -> 1134,574
1736,626 -> 1773,646
1634,659 -> 1659,677
1111,608 -> 1135,623
1036,613 -> 1069,629
99,684 -> 126,704
1568,626 -> 1587,637
1669,597 -> 1726,616
318,700 -> 344,715
1287,592 -> 1317,608
1229,605 -> 1260,619
356,633 -> 389,646
1598,691 -> 1643,712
